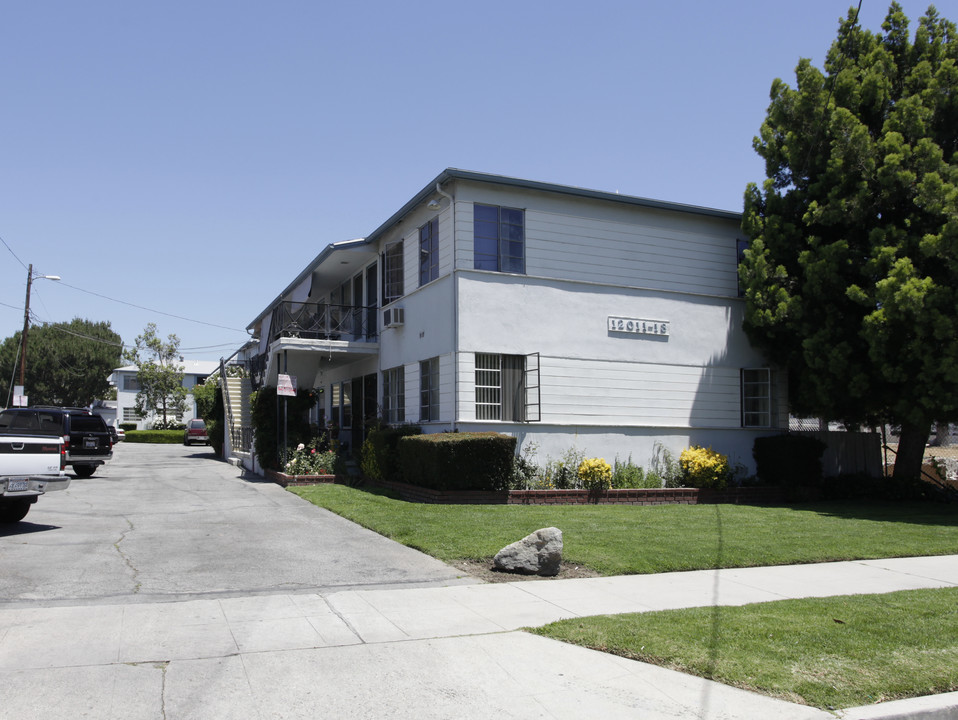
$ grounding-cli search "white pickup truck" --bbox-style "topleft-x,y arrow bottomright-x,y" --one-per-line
0,434 -> 69,523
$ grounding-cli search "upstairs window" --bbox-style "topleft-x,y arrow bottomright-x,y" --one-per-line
419,218 -> 439,286
382,242 -> 404,304
474,204 -> 525,274
736,239 -> 749,298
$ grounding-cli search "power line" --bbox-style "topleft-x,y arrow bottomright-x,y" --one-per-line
56,281 -> 247,332
0,234 -> 28,272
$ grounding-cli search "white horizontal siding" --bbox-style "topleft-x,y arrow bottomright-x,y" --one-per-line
538,357 -> 742,427
456,353 -> 745,429
526,209 -> 736,295
451,190 -> 740,297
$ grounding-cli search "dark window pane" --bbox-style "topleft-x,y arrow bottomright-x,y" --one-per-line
474,204 -> 499,222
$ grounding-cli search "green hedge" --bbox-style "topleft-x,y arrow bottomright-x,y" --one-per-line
398,432 -> 516,491
124,429 -> 184,444
361,425 -> 422,482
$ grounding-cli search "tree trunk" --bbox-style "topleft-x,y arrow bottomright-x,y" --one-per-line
893,419 -> 932,481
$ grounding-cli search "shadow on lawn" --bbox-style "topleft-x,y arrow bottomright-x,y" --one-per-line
783,500 -> 958,526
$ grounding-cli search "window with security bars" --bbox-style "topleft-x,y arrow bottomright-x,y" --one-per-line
741,368 -> 771,427
420,357 -> 439,422
419,218 -> 438,286
123,375 -> 140,391
122,407 -> 143,422
475,353 -> 525,421
473,204 -> 525,274
383,366 -> 405,424
382,242 -> 404,304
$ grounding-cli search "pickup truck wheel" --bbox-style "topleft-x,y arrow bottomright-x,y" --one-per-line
73,464 -> 96,478
0,499 -> 32,523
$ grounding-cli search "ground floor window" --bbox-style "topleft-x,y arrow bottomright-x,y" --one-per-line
122,407 -> 143,422
383,366 -> 405,424
741,368 -> 771,427
475,353 -> 525,421
420,357 -> 439,422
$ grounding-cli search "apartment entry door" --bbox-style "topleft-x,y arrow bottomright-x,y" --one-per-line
333,373 -> 378,456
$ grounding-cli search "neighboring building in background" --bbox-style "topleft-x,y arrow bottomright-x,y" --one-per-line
242,169 -> 787,472
110,360 -> 220,429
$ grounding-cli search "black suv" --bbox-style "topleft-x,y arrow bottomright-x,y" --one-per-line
0,407 -> 113,478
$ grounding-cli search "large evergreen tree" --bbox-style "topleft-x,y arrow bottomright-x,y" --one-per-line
0,318 -> 122,407
123,323 -> 188,427
740,3 -> 958,480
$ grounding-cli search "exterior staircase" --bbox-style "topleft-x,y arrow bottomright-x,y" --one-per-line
224,375 -> 253,459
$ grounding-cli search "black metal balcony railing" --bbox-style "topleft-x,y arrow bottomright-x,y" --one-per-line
270,301 -> 378,344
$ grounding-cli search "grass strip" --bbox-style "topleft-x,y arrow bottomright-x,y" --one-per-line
289,483 -> 958,575
531,587 -> 958,710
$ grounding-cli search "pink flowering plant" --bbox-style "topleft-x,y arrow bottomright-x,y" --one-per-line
284,442 -> 337,476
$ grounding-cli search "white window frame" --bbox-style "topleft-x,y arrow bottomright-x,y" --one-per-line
742,368 -> 771,427
383,242 -> 404,304
475,353 -> 525,422
419,218 -> 439,287
383,366 -> 405,424
420,357 -> 440,422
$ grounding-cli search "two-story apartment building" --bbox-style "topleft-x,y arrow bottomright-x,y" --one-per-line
245,169 -> 785,472
111,360 -> 219,430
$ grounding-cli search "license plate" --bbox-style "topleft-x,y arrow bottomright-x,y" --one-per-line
8,480 -> 29,492
84,438 -> 97,448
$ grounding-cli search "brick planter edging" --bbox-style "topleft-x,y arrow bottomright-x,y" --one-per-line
267,469 -> 338,487
372,479 -> 784,506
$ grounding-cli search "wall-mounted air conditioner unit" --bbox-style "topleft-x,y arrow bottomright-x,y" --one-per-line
383,307 -> 405,328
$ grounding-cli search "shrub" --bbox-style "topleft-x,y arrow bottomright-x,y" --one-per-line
612,455 -> 660,488
510,442 -> 542,489
648,442 -> 682,488
578,457 -> 613,491
541,446 -> 586,489
398,432 -> 516,491
119,423 -> 137,431
284,443 -> 337,476
124,430 -> 183,444
360,424 -> 422,482
753,434 -> 827,486
679,445 -> 730,489
250,386 -> 319,469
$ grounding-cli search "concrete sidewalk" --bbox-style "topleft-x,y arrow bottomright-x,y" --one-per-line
1,555 -> 957,719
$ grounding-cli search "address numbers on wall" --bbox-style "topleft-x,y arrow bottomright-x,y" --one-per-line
607,316 -> 670,337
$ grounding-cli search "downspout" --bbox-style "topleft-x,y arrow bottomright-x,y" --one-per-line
435,182 -> 458,429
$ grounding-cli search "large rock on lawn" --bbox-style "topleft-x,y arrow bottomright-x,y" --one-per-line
493,527 -> 563,576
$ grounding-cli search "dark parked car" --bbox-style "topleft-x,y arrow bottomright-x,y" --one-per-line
184,418 -> 209,446
0,407 -> 113,478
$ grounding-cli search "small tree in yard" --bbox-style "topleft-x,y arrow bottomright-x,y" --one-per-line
740,3 -> 958,480
123,323 -> 188,428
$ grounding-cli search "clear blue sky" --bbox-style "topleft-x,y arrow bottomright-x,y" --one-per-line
2,1 -> 954,359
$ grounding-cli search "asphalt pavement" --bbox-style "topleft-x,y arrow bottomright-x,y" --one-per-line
1,443 -> 957,719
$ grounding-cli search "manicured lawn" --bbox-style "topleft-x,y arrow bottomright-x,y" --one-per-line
532,587 -> 958,710
289,483 -> 958,575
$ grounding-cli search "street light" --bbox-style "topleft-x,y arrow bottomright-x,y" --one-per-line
16,263 -> 61,405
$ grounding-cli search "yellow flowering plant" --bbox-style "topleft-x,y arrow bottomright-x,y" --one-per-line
577,457 -> 613,491
679,446 -> 730,489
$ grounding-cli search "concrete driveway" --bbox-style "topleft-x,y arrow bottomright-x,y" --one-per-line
0,442 -> 473,606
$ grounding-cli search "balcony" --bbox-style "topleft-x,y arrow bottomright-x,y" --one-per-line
251,301 -> 379,389
270,301 -> 377,343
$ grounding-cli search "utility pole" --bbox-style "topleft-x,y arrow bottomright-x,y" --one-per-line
17,264 -> 61,401
18,264 -> 33,388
